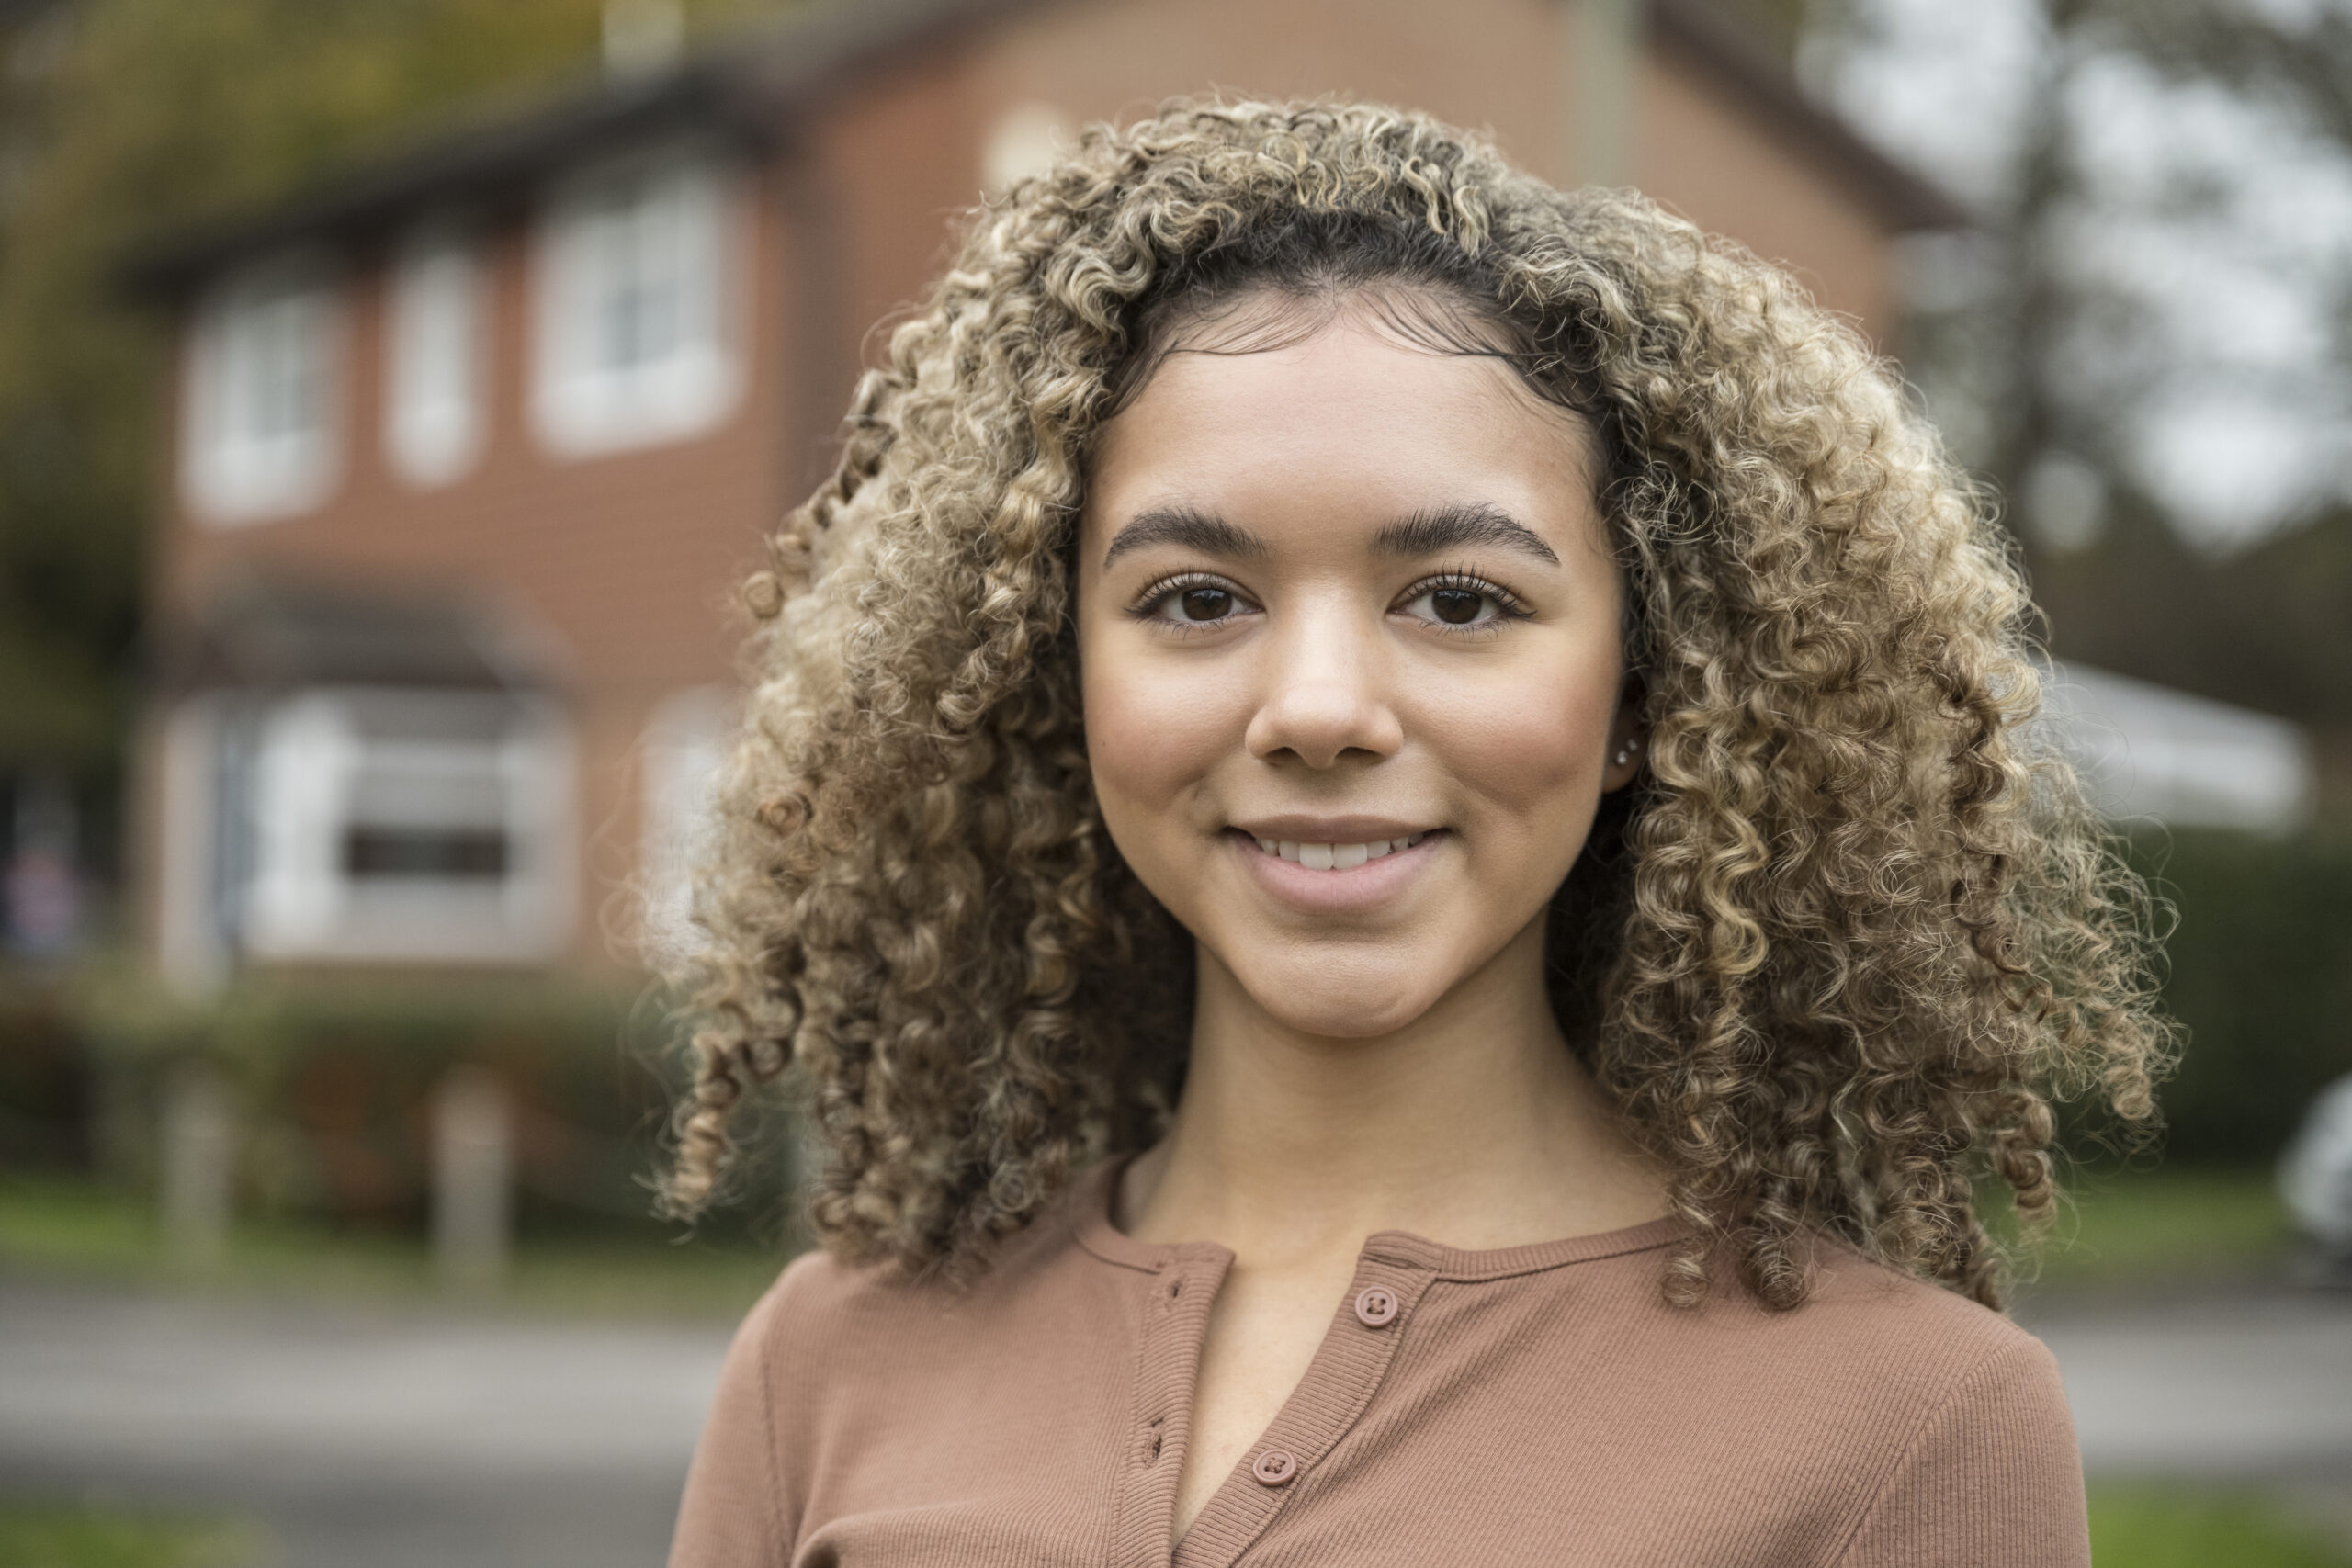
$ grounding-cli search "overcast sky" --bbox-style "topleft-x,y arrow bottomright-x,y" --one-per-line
1802,0 -> 2352,551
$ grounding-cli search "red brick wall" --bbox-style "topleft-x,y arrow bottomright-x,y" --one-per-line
139,4 -> 1917,976
150,155 -> 799,968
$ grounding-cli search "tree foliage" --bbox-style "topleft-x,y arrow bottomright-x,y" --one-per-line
2020,0 -> 2352,761
1809,0 -> 2352,798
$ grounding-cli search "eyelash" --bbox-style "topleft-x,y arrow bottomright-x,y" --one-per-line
1125,567 -> 1534,638
1396,568 -> 1535,638
1126,570 -> 1259,637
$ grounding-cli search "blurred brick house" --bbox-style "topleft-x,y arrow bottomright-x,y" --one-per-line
126,0 -> 1962,987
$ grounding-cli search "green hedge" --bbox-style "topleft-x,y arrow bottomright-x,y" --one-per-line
32,970 -> 798,1244
0,978 -> 93,1168
2123,828 -> 2352,1166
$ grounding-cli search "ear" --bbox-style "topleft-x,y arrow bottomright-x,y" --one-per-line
1601,673 -> 1646,794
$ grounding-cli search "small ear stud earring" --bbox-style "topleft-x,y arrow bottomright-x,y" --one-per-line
1615,736 -> 1644,768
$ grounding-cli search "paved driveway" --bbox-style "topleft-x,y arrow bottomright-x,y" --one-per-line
0,1278 -> 731,1568
4,1273 -> 2347,1566
2028,1287 -> 2352,1479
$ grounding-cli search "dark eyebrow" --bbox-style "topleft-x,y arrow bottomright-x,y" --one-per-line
1102,506 -> 1272,567
1373,503 -> 1560,566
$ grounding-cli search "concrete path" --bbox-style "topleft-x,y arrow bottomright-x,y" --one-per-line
3,1272 -> 2346,1566
0,1277 -> 731,1568
2027,1287 -> 2352,1481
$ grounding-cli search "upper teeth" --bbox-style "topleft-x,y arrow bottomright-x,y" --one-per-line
1252,833 -> 1428,870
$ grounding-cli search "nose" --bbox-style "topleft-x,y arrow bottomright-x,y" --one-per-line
1243,602 -> 1405,769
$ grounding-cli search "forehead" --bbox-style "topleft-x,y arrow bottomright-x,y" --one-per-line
1082,308 -> 1601,553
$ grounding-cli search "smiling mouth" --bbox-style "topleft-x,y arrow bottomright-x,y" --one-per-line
1241,831 -> 1434,871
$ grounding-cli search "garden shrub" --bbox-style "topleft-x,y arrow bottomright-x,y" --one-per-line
66,971 -> 799,1243
2111,828 -> 2352,1168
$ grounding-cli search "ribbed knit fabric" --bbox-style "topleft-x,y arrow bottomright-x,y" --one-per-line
669,1157 -> 2088,1568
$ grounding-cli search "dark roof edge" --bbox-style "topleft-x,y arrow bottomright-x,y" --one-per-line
117,0 -> 1049,301
120,0 -> 1964,299
118,61 -> 762,299
1645,0 -> 1971,232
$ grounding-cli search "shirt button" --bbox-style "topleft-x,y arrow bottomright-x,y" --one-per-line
1251,1449 -> 1299,1486
1353,1285 -> 1399,1327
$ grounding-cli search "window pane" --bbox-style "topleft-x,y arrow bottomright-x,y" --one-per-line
387,226 -> 485,487
343,826 -> 509,879
531,146 -> 737,457
239,688 -> 574,962
184,256 -> 343,525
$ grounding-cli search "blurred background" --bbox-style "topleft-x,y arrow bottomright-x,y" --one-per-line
0,0 -> 2346,1563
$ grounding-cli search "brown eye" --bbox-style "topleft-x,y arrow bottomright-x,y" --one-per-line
1430,587 -> 1483,625
1179,586 -> 1233,621
1399,578 -> 1522,631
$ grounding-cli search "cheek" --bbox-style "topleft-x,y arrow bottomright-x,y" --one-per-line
1080,649 -> 1245,833
1419,641 -> 1620,840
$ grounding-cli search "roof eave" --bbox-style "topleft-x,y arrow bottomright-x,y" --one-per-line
1646,0 -> 1973,233
116,0 -> 1055,303
116,58 -> 775,301
119,0 -> 1968,302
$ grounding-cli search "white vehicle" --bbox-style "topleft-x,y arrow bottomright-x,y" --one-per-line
2280,1072 -> 2352,1272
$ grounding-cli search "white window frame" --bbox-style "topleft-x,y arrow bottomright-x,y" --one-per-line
528,141 -> 743,458
179,251 -> 346,525
237,688 -> 577,964
383,221 -> 488,488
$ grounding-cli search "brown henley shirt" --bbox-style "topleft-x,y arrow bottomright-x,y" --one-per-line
669,1156 -> 2089,1567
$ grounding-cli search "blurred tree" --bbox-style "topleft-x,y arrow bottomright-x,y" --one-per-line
0,0 -> 775,852
1806,0 -> 2352,807
2040,0 -> 2352,771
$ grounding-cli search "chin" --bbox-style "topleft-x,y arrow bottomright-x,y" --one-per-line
1233,957 -> 1445,1041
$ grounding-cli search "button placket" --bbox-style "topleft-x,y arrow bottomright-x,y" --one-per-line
1170,1258 -> 1432,1568
1113,1248 -> 1231,1568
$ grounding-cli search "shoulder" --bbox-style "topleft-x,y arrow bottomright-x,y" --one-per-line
1597,1238 -> 2075,1498
1788,1242 -> 2057,1381
1596,1239 -> 2087,1566
1758,1248 -> 2085,1567
679,1206 -> 1096,1568
1738,1241 -> 2072,1440
1611,1236 -> 2057,1388
732,1172 -> 1124,1399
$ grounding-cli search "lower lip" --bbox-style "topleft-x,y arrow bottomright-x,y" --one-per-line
1228,829 -> 1444,914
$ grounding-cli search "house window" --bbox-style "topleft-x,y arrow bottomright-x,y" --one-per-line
385,225 -> 486,487
181,254 -> 345,525
530,145 -> 740,457
238,689 -> 574,963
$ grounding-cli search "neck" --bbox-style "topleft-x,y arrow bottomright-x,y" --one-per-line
1120,919 -> 1668,1269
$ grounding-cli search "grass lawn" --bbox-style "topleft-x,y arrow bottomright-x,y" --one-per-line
6,1486 -> 2342,1567
2090,1484 -> 2352,1567
0,1173 -> 787,1320
0,1503 -> 263,1568
1997,1165 -> 2294,1294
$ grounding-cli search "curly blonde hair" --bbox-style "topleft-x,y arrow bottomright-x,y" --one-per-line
662,98 -> 2171,1310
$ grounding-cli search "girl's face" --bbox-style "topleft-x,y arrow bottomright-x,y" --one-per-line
1077,299 -> 1637,1040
